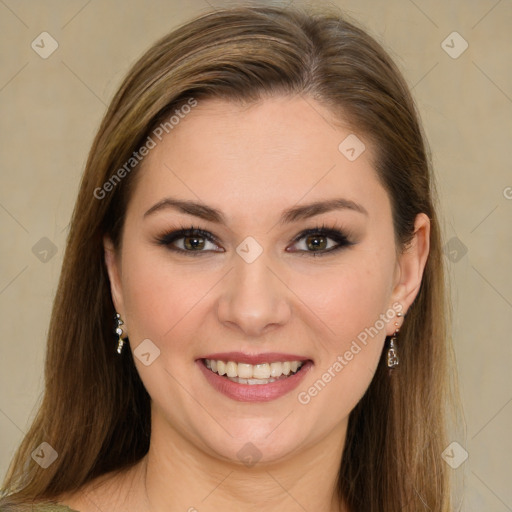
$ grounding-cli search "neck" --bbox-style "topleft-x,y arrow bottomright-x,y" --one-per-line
128,416 -> 348,512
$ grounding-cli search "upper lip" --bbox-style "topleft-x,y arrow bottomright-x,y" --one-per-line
199,352 -> 311,365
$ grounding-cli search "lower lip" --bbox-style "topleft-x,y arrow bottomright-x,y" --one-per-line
197,359 -> 313,402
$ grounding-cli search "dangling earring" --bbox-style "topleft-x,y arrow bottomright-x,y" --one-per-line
115,313 -> 125,354
387,311 -> 403,369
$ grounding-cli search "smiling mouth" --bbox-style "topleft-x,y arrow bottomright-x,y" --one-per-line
202,358 -> 306,385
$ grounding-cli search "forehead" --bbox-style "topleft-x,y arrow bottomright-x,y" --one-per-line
127,95 -> 389,225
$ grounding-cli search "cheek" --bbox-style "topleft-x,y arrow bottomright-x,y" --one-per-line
294,270 -> 392,424
295,249 -> 396,350
119,246 -> 215,415
120,243 -> 211,348
291,248 -> 396,412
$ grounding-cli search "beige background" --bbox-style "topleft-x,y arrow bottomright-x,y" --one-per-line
0,0 -> 511,509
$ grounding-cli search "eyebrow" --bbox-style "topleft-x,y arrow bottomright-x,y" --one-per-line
143,196 -> 368,224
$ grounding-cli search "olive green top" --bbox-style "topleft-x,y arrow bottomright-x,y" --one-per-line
0,504 -> 78,512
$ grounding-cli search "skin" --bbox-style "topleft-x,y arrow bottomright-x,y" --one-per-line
62,95 -> 429,512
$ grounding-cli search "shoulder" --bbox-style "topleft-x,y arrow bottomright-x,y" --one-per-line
1,463 -> 142,512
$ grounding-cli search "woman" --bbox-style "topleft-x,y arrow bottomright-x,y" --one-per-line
0,4 -> 458,511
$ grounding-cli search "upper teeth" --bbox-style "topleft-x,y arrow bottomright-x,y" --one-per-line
204,359 -> 303,379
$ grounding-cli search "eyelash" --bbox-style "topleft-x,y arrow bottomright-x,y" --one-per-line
155,223 -> 355,258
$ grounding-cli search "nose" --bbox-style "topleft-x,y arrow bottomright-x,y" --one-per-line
216,252 -> 291,338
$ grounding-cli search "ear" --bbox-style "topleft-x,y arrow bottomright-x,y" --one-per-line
388,213 -> 430,333
103,235 -> 125,316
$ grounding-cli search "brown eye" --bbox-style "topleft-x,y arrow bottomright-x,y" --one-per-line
156,227 -> 222,255
288,226 -> 354,257
183,235 -> 206,251
305,234 -> 329,251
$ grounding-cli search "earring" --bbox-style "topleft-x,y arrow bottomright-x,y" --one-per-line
387,311 -> 403,369
115,313 -> 125,354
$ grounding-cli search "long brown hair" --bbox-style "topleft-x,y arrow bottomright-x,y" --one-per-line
1,5 -> 457,510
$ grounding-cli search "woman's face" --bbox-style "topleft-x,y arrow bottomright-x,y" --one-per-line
105,95 -> 427,465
